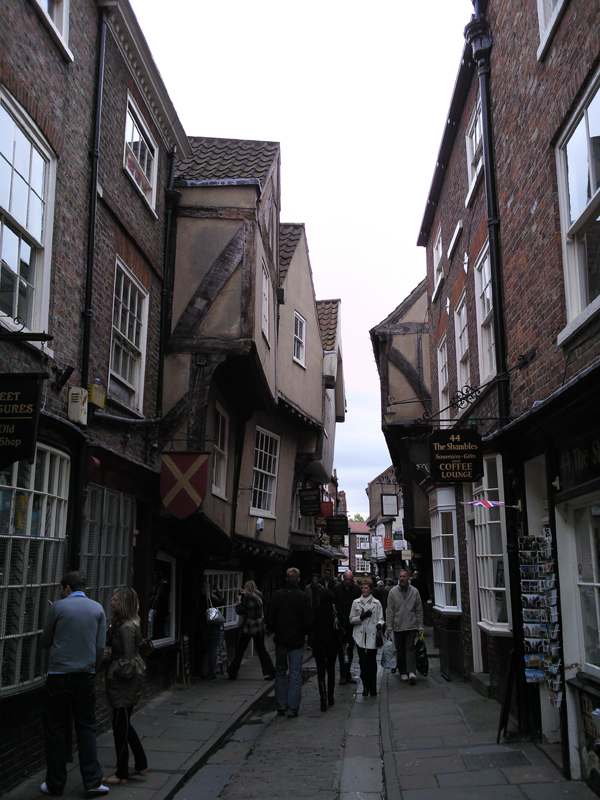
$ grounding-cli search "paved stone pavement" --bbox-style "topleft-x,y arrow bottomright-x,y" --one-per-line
5,630 -> 599,800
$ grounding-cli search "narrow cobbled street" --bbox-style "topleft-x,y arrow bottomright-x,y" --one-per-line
9,630 -> 595,800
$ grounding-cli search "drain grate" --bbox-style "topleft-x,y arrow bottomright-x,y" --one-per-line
462,751 -> 530,771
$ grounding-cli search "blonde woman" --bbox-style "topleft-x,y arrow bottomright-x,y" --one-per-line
104,587 -> 148,785
349,578 -> 384,697
227,581 -> 275,681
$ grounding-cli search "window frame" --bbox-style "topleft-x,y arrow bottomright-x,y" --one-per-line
430,487 -> 461,614
473,454 -> 511,634
0,88 -> 57,350
0,444 -> 70,695
556,65 -> 600,344
123,94 -> 158,211
149,553 -> 176,647
293,310 -> 306,367
454,290 -> 470,391
432,226 -> 444,300
204,569 -> 244,630
355,535 -> 370,550
465,93 -> 484,205
474,244 -> 496,383
437,335 -> 450,426
250,426 -> 279,518
354,555 -> 370,573
31,0 -> 73,62
261,258 -> 270,344
536,0 -> 569,61
108,257 -> 149,414
212,402 -> 228,500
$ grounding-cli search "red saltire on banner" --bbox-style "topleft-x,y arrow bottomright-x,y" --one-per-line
160,451 -> 210,520
461,500 -> 505,507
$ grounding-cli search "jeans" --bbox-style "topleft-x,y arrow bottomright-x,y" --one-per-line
356,646 -> 378,694
274,645 -> 303,713
43,673 -> 103,794
227,632 -> 275,679
200,625 -> 221,677
394,629 -> 417,675
112,706 -> 147,780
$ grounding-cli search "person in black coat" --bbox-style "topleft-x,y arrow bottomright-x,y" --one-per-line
319,567 -> 337,591
333,569 -> 361,685
265,568 -> 313,717
313,587 -> 340,711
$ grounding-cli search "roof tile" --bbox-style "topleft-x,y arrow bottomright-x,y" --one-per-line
316,299 -> 341,352
177,137 -> 280,187
279,223 -> 304,281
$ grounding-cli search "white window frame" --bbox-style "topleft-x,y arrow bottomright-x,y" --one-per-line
293,311 -> 306,366
454,290 -> 470,391
556,65 -> 600,344
32,0 -> 73,62
123,94 -> 158,211
0,444 -> 70,695
212,402 -> 228,500
204,569 -> 244,629
430,487 -> 461,613
354,555 -> 370,573
0,88 -> 56,352
465,94 -> 483,206
474,244 -> 496,383
432,226 -> 443,300
355,535 -> 370,550
149,553 -> 176,647
108,258 -> 149,414
473,454 -> 511,634
536,0 -> 569,60
261,258 -> 270,343
250,427 -> 279,517
437,335 -> 450,426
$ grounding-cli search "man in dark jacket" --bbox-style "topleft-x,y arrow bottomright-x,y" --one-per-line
319,567 -> 337,591
333,569 -> 361,685
265,567 -> 313,717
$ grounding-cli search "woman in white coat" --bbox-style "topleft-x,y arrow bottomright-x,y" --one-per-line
349,578 -> 385,696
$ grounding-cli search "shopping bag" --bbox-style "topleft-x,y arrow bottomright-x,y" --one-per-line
415,632 -> 429,677
381,637 -> 397,670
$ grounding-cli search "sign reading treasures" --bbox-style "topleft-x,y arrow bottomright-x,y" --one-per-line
0,373 -> 47,471
428,430 -> 483,483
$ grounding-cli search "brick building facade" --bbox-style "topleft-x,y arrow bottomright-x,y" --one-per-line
416,0 -> 600,791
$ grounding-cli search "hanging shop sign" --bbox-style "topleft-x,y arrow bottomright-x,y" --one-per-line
299,487 -> 321,516
384,537 -> 393,552
326,515 -> 349,546
321,501 -> 334,518
381,493 -> 399,517
0,373 -> 47,471
428,430 -> 483,483
160,451 -> 210,520
557,431 -> 600,494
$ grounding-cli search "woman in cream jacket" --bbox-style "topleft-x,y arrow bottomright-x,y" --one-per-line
349,579 -> 384,696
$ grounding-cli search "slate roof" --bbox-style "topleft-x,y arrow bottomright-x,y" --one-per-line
316,299 -> 341,352
279,224 -> 304,281
176,137 -> 280,188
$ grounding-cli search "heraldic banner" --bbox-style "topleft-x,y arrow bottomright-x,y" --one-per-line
160,451 -> 210,520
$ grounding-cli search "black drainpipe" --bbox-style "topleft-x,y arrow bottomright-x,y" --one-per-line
156,150 -> 179,418
464,2 -> 510,425
81,6 -> 108,390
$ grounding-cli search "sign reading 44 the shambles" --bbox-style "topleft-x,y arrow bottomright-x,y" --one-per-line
0,373 -> 47,471
428,429 -> 483,483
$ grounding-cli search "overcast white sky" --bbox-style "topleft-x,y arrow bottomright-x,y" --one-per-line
129,0 -> 475,518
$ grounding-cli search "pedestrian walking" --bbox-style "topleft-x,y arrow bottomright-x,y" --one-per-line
373,579 -> 390,616
197,583 -> 225,679
313,587 -> 340,711
264,567 -> 313,718
103,587 -> 148,786
319,567 -> 337,591
350,578 -> 385,697
386,569 -> 424,685
40,571 -> 109,797
333,569 -> 361,685
227,581 -> 275,681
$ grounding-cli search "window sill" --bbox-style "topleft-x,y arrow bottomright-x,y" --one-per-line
557,294 -> 600,348
431,275 -> 444,303
249,508 -> 275,520
477,620 -> 512,636
31,1 -> 74,63
152,637 -> 176,649
537,0 -> 569,61
211,488 -> 228,502
122,167 -> 158,219
105,392 -> 144,419
293,358 -> 307,369
433,605 -> 462,616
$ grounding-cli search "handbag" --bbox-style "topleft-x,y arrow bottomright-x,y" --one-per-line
206,595 -> 225,625
375,627 -> 384,649
415,632 -> 429,676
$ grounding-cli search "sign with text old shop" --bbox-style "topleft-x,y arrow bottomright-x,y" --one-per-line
0,373 -> 47,471
428,430 -> 483,483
